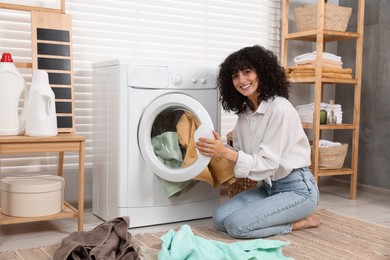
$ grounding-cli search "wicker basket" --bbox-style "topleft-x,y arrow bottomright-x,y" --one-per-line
226,130 -> 258,197
311,143 -> 348,169
294,3 -> 352,32
228,178 -> 258,198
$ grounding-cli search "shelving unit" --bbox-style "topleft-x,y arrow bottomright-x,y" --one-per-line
281,0 -> 365,199
0,134 -> 85,231
0,1 -> 84,230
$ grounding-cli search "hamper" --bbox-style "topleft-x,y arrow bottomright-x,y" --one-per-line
1,175 -> 64,217
294,3 -> 352,32
311,143 -> 348,169
226,130 -> 258,198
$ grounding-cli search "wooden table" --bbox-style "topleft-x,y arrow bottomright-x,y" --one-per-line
0,134 -> 85,231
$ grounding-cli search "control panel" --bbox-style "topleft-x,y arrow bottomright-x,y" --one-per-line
168,65 -> 217,89
127,64 -> 217,90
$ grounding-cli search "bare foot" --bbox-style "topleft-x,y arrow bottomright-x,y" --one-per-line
292,214 -> 321,231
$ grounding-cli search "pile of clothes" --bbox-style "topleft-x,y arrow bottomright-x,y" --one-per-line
296,102 -> 343,124
54,217 -> 291,260
286,51 -> 353,80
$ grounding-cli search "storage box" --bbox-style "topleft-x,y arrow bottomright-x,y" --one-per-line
294,3 -> 352,32
311,143 -> 348,169
1,175 -> 64,217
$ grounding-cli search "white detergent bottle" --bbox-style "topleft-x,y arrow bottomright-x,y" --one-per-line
0,53 -> 27,135
25,70 -> 58,137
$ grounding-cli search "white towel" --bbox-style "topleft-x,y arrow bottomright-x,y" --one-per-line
294,51 -> 342,63
296,102 -> 343,124
319,139 -> 342,147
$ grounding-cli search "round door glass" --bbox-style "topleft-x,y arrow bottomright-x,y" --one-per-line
151,107 -> 201,170
138,93 -> 214,182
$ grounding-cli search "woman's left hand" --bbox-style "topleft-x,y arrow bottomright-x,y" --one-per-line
195,130 -> 225,158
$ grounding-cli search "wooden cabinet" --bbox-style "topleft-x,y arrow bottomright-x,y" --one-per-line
281,0 -> 365,199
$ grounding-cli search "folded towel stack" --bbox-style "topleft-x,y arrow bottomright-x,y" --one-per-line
294,51 -> 343,68
286,66 -> 353,79
296,102 -> 343,124
286,51 -> 353,79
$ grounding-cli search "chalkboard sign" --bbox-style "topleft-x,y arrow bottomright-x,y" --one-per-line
31,11 -> 75,132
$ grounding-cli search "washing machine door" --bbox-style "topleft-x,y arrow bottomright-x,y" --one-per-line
138,93 -> 214,182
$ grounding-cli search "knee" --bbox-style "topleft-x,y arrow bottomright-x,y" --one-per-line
224,217 -> 247,238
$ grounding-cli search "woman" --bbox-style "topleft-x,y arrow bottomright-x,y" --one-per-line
195,45 -> 320,238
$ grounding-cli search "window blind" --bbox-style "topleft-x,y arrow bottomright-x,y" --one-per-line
0,0 -> 281,174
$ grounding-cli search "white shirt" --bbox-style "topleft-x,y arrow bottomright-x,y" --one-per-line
233,96 -> 311,185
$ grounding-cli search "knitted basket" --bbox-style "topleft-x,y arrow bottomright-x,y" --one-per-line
226,130 -> 258,197
294,3 -> 352,32
311,143 -> 348,169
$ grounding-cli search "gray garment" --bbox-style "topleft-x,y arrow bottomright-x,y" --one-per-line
53,216 -> 139,260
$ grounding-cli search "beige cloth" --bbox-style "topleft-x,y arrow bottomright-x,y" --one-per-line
287,66 -> 352,74
176,112 -> 236,187
53,217 -> 138,260
296,58 -> 343,69
286,66 -> 353,80
288,72 -> 353,79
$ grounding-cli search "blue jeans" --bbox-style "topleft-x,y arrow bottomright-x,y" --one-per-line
213,167 -> 319,238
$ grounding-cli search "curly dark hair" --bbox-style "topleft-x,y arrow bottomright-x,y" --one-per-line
217,45 -> 289,115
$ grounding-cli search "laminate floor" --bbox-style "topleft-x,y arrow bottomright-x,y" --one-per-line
0,182 -> 389,252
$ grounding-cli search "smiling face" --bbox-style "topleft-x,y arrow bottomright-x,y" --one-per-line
232,68 -> 260,104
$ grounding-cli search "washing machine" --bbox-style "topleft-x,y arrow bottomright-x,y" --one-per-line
92,60 -> 221,228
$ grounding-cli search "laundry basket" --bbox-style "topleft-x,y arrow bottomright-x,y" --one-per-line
226,130 -> 258,198
294,3 -> 352,32
311,143 -> 348,169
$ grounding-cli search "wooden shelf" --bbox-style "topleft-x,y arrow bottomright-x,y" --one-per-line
0,202 -> 77,225
281,0 -> 365,200
317,168 -> 354,177
285,30 -> 360,42
0,134 -> 86,231
302,123 -> 356,130
308,167 -> 353,177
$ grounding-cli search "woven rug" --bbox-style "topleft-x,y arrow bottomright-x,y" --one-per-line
1,209 -> 389,260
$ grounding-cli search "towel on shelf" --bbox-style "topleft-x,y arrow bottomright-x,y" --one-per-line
319,139 -> 342,147
296,58 -> 343,69
294,51 -> 342,63
296,102 -> 343,124
286,66 -> 353,80
288,72 -> 353,80
286,66 -> 352,74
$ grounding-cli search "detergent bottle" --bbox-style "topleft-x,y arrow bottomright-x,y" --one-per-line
25,70 -> 58,137
0,53 -> 27,135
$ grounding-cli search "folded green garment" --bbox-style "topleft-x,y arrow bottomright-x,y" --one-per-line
159,225 -> 292,260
